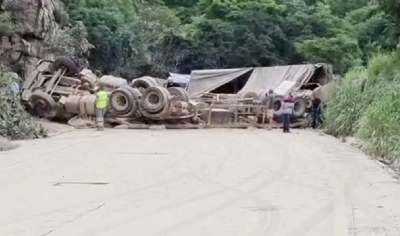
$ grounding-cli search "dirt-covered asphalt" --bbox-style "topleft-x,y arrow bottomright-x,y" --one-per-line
1,129 -> 400,236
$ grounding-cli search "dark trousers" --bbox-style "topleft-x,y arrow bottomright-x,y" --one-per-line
282,114 -> 291,132
312,108 -> 323,129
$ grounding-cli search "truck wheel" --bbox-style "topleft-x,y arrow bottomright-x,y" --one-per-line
118,87 -> 142,117
140,86 -> 169,114
167,87 -> 189,102
50,57 -> 78,76
293,97 -> 307,117
273,95 -> 284,116
130,77 -> 158,92
30,91 -> 56,118
238,91 -> 258,102
110,87 -> 134,114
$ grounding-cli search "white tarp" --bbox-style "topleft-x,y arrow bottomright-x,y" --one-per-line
168,73 -> 190,84
187,68 -> 253,97
273,81 -> 297,96
239,64 -> 321,94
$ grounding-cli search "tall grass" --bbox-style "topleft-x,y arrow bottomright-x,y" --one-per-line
324,52 -> 400,164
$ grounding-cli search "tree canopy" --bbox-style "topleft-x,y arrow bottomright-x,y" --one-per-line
57,0 -> 400,78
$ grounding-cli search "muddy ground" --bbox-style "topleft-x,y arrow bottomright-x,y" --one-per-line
0,128 -> 400,235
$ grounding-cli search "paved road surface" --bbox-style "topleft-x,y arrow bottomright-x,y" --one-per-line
1,129 -> 400,236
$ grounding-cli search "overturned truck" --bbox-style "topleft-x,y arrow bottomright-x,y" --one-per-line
185,64 -> 333,127
21,57 -> 97,119
21,58 -> 198,125
22,59 -> 332,129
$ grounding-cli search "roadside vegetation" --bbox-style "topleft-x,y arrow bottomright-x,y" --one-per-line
325,53 -> 400,164
0,69 -> 46,140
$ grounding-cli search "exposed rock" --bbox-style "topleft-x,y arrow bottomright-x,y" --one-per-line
0,0 -> 62,79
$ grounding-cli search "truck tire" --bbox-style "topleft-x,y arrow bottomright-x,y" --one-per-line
81,75 -> 97,87
50,57 -> 78,76
167,87 -> 189,102
130,77 -> 158,92
120,87 -> 142,117
30,91 -> 56,118
273,95 -> 284,116
258,90 -> 269,101
110,87 -> 135,114
238,91 -> 258,102
140,86 -> 169,114
293,97 -> 307,117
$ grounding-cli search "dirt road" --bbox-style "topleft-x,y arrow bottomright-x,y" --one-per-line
1,129 -> 400,236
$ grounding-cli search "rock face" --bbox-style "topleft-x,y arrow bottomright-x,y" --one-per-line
0,0 -> 62,79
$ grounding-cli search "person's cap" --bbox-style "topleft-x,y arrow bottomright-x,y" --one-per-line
94,86 -> 99,91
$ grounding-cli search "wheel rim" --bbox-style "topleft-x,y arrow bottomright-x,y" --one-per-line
35,100 -> 49,117
111,91 -> 130,112
117,96 -> 127,107
274,101 -> 281,111
294,102 -> 300,111
149,93 -> 159,104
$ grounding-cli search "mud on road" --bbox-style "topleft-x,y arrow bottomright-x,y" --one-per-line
0,129 -> 400,235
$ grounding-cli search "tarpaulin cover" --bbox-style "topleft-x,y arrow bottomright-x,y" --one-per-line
168,73 -> 190,84
154,78 -> 167,87
187,68 -> 253,97
239,64 -> 322,95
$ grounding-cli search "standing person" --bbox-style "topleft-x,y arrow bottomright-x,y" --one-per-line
311,94 -> 323,129
94,85 -> 108,131
282,93 -> 294,133
262,89 -> 275,130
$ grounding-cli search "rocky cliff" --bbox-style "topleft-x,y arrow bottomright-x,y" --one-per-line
0,0 -> 62,80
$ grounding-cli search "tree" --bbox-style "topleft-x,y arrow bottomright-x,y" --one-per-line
0,12 -> 14,37
49,21 -> 94,67
60,0 -> 400,76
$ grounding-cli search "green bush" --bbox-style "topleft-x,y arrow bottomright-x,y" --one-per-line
0,70 -> 46,139
325,52 -> 400,163
0,12 -> 14,36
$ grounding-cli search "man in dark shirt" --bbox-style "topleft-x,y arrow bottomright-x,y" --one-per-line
311,95 -> 323,129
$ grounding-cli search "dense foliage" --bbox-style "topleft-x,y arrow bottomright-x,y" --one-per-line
320,0 -> 400,164
56,0 -> 398,78
324,53 -> 400,164
0,70 -> 46,139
